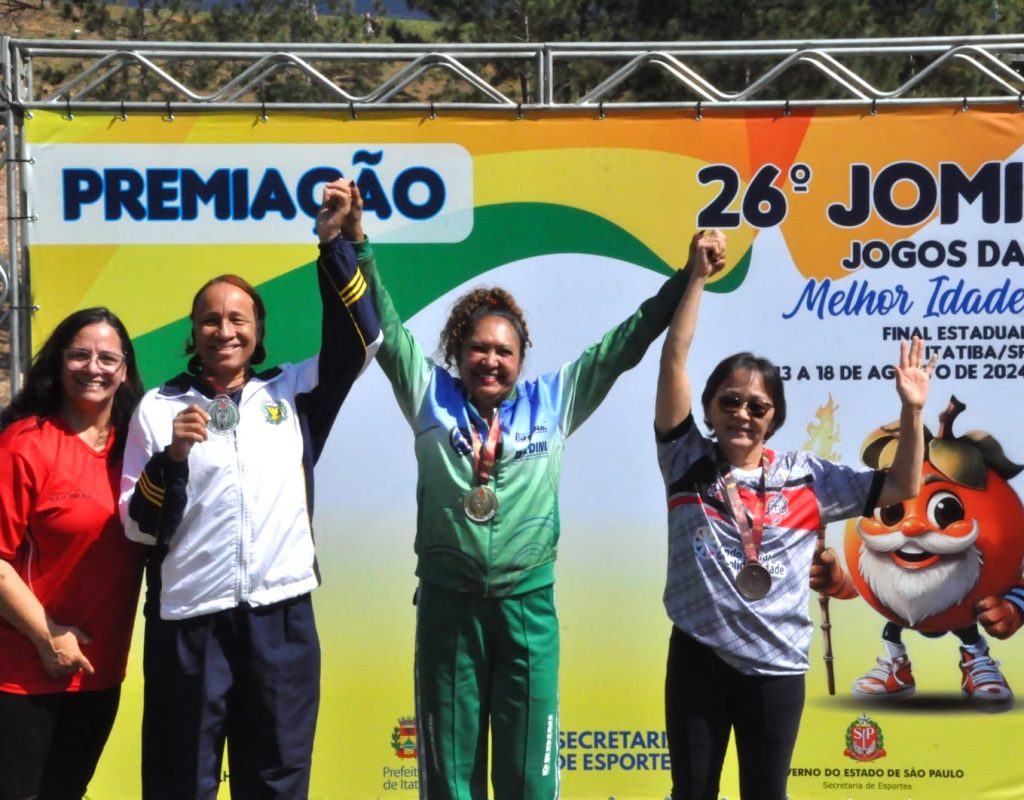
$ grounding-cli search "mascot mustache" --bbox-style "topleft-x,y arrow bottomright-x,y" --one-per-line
858,521 -> 979,555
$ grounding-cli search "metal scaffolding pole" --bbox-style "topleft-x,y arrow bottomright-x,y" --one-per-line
2,34 -> 1023,403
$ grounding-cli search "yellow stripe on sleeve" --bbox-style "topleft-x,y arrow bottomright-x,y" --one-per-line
137,471 -> 165,507
338,269 -> 367,307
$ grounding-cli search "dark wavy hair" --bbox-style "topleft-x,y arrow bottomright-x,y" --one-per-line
0,307 -> 144,458
437,287 -> 531,372
700,351 -> 787,440
184,274 -> 267,375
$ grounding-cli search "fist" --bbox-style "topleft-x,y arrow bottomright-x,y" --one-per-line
974,595 -> 1024,640
170,404 -> 210,462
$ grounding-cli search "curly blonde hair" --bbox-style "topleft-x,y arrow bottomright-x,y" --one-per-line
437,287 -> 532,371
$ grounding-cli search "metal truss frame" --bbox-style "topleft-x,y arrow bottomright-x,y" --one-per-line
2,34 -> 1024,395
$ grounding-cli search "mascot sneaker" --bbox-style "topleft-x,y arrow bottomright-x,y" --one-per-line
852,655 -> 915,699
960,647 -> 1013,703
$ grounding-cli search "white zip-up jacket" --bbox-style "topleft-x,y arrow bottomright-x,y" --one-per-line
120,237 -> 381,620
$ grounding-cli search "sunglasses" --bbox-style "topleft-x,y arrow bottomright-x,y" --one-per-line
717,392 -> 774,419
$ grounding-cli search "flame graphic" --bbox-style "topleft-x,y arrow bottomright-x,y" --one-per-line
803,394 -> 841,462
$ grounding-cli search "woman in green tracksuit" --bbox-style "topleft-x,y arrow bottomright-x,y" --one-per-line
318,179 -> 724,799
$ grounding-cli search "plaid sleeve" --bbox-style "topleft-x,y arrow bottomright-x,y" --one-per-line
657,414 -> 715,493
806,454 -> 885,525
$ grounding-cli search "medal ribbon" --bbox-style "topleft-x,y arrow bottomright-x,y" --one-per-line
721,454 -> 769,566
469,411 -> 502,487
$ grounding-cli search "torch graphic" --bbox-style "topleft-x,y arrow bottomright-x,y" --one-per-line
803,394 -> 842,695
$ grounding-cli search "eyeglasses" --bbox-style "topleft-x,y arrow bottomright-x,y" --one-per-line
63,348 -> 126,372
717,392 -> 774,419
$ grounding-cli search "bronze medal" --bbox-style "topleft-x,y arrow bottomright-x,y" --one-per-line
207,394 -> 240,435
736,562 -> 772,600
465,410 -> 501,523
721,454 -> 772,601
464,486 -> 498,523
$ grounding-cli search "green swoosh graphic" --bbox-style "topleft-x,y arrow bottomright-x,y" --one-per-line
130,203 -> 750,387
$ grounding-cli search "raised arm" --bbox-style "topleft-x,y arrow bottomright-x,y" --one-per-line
306,179 -> 382,459
551,229 -> 727,437
319,180 -> 435,425
876,336 -> 936,508
654,230 -> 726,435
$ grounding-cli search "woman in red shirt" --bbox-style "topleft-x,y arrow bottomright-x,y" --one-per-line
0,307 -> 145,800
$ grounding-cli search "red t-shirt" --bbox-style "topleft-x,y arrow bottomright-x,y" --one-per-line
0,416 -> 145,694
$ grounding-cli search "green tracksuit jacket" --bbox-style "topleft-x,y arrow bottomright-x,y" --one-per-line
350,239 -> 691,597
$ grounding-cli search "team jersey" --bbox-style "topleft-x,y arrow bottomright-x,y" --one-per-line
347,239 -> 692,597
0,416 -> 145,694
658,415 -> 884,675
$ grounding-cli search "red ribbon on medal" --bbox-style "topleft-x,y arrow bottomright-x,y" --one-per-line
721,454 -> 768,560
469,410 -> 501,487
721,454 -> 772,600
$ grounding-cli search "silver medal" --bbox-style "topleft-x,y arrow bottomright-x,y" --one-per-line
207,395 -> 240,435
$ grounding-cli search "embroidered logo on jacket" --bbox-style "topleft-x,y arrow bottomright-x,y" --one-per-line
262,400 -> 289,424
449,425 -> 472,456
766,492 -> 789,521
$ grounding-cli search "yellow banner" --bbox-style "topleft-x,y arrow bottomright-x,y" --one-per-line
25,107 -> 1024,798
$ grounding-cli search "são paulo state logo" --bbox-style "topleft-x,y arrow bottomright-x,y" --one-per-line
844,713 -> 886,762
391,716 -> 417,759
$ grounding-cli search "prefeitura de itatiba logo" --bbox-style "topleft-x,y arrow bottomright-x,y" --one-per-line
844,713 -> 886,762
391,716 -> 417,759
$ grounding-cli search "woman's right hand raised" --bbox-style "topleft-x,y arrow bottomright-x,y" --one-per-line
169,404 -> 210,462
655,228 -> 728,433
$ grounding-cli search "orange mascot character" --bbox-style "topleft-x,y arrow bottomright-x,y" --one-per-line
812,396 -> 1024,708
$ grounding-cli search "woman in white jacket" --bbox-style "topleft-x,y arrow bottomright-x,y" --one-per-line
120,183 -> 381,800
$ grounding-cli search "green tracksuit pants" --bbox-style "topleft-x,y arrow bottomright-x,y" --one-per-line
415,582 -> 560,800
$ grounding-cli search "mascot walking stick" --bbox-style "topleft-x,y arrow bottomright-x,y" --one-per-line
816,529 -> 837,696
804,395 -> 844,696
